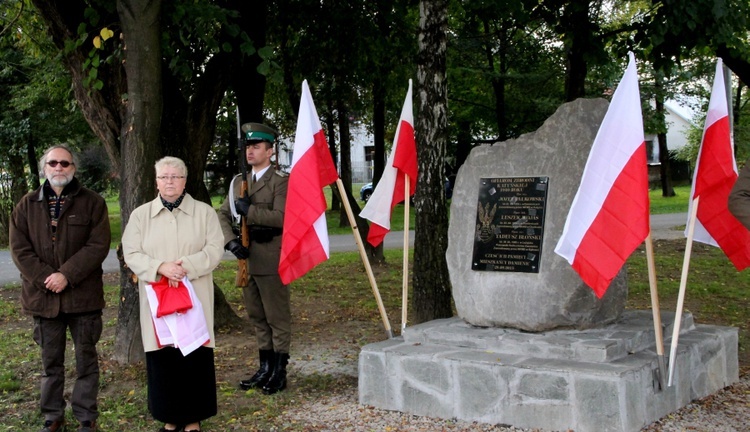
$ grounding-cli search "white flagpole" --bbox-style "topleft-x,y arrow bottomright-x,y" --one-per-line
644,232 -> 666,389
668,196 -> 700,386
401,176 -> 411,332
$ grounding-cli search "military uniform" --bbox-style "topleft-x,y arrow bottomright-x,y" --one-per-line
218,122 -> 292,394
729,161 -> 750,230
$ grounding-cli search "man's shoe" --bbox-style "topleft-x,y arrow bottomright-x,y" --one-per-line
262,352 -> 290,395
41,419 -> 65,432
78,420 -> 96,432
239,349 -> 274,390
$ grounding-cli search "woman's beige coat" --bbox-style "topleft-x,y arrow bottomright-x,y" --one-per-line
122,194 -> 224,352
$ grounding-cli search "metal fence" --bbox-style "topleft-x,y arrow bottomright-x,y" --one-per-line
351,160 -> 373,183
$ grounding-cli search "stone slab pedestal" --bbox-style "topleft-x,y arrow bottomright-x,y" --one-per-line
359,311 -> 738,432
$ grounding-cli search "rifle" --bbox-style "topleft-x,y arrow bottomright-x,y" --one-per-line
235,108 -> 250,287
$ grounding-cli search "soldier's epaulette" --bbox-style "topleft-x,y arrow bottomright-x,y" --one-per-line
275,170 -> 289,177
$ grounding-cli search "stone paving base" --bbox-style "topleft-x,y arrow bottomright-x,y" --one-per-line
358,312 -> 738,432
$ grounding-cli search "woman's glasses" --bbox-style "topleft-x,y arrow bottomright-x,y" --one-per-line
156,175 -> 186,181
46,160 -> 73,168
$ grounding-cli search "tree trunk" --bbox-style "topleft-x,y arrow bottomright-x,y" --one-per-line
25,116 -> 40,191
371,0 -> 393,187
0,152 -> 27,246
716,44 -> 750,88
338,98 -> 353,228
413,0 -> 452,324
323,107 -> 340,212
114,0 -> 164,363
230,0 -> 267,123
372,79 -> 386,187
657,130 -> 674,197
562,2 -> 590,101
481,19 -> 508,140
654,79 -> 674,197
455,120 -> 472,172
116,246 -> 144,362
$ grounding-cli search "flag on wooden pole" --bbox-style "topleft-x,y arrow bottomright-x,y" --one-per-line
360,80 -> 417,247
669,58 -> 750,385
279,80 -> 339,284
685,58 -> 750,270
554,52 -> 650,298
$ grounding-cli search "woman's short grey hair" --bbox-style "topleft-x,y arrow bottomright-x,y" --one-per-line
154,156 -> 188,177
38,144 -> 79,177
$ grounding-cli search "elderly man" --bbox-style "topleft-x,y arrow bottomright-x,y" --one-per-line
10,145 -> 111,432
219,122 -> 292,395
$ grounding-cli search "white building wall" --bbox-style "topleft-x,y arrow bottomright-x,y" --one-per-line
647,101 -> 695,164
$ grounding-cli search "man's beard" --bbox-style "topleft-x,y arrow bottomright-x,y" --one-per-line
48,174 -> 73,188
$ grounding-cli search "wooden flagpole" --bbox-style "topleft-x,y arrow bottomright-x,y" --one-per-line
401,176 -> 411,332
644,232 -> 666,390
667,196 -> 699,386
335,178 -> 393,339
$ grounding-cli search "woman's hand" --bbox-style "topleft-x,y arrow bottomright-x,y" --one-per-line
158,260 -> 187,283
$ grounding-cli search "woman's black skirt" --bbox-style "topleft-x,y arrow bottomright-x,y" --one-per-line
146,346 -> 217,425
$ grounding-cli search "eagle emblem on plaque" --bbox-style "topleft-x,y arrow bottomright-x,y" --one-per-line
476,202 -> 497,243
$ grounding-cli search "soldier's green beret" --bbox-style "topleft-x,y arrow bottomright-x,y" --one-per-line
241,122 -> 279,144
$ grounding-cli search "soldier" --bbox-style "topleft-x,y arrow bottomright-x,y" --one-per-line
219,122 -> 292,394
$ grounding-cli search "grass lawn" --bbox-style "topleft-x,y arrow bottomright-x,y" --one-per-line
649,184 -> 691,215
0,240 -> 747,430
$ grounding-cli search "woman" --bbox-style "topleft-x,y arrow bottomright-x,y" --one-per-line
122,157 -> 224,432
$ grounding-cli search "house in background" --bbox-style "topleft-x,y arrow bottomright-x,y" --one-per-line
274,124 -> 375,183
646,101 -> 694,163
646,100 -> 695,184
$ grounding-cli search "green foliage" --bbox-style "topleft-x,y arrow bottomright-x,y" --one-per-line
447,0 -> 568,144
78,145 -> 117,194
636,0 -> 750,72
161,1 -> 242,82
71,6 -> 121,92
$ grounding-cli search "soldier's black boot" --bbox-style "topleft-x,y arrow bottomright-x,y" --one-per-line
261,352 -> 289,395
239,349 -> 275,390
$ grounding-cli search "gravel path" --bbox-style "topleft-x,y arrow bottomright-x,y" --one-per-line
277,371 -> 750,431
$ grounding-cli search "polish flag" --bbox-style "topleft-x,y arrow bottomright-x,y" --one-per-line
686,59 -> 750,270
554,52 -> 650,298
360,80 -> 417,247
279,80 -> 340,284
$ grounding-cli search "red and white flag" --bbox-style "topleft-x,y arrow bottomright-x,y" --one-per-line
279,80 -> 339,284
360,80 -> 417,247
554,52 -> 650,298
686,59 -> 750,270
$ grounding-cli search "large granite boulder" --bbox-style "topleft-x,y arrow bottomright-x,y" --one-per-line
447,98 -> 627,331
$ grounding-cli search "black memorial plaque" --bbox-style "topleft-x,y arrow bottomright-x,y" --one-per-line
472,176 -> 549,273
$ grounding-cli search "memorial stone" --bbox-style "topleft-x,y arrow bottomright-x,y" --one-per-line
447,98 -> 626,331
359,98 -> 739,432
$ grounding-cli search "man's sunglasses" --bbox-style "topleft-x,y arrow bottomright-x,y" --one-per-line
46,160 -> 74,168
